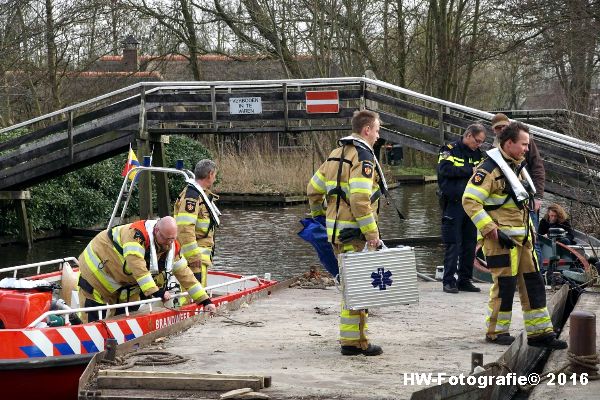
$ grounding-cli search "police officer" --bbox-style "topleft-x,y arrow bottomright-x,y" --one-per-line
437,124 -> 486,293
174,159 -> 218,287
307,110 -> 385,356
77,217 -> 216,322
462,121 -> 567,349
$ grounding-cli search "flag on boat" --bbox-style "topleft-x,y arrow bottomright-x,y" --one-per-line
121,147 -> 140,181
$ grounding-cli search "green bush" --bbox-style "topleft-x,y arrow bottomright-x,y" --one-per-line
0,136 -> 212,236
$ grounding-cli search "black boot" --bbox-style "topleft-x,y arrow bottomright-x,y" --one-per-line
528,334 -> 568,350
486,333 -> 515,345
341,344 -> 383,356
457,280 -> 481,292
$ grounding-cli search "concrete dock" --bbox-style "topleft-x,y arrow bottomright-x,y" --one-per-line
529,290 -> 600,400
106,281 -> 543,399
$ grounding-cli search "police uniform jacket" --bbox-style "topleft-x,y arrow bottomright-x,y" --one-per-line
437,140 -> 482,201
307,133 -> 382,243
462,148 -> 529,238
78,220 -> 210,304
174,185 -> 218,266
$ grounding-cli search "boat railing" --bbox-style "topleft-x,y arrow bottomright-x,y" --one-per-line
26,274 -> 262,328
0,257 -> 78,278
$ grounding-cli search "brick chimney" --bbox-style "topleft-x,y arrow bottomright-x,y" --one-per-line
122,35 -> 139,72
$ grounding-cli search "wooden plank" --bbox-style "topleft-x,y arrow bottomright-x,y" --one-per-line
96,375 -> 262,391
0,191 -> 30,200
0,120 -> 68,153
0,114 -> 138,170
0,129 -> 126,182
97,370 -> 268,388
380,131 -> 438,155
0,133 -> 133,190
0,98 -> 138,153
147,125 -> 351,134
288,88 -> 362,101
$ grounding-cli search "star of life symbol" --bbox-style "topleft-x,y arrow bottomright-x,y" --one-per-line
371,267 -> 393,290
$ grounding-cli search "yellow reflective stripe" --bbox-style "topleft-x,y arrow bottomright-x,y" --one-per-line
172,258 -> 187,273
123,241 -> 145,257
438,154 -> 454,163
309,171 -> 327,193
510,247 -> 519,276
137,273 -> 155,293
349,177 -> 372,194
471,209 -> 493,231
342,244 -> 355,252
310,203 -> 325,217
176,213 -> 197,225
196,218 -> 210,230
326,219 -> 359,230
187,282 -> 207,301
356,213 -> 377,233
182,244 -> 202,259
500,227 -> 527,236
83,245 -> 120,293
463,185 -> 489,203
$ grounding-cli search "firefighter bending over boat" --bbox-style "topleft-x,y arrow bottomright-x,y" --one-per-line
174,159 -> 219,287
462,121 -> 566,349
307,109 -> 386,356
76,216 -> 216,322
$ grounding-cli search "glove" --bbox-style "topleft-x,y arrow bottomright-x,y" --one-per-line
313,215 -> 326,227
152,287 -> 167,301
339,228 -> 365,243
497,230 -> 515,249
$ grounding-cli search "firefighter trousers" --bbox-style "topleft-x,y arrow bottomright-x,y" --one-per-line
335,241 -> 370,350
483,236 -> 554,340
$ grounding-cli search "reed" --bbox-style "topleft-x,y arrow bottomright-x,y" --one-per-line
214,143 -> 316,195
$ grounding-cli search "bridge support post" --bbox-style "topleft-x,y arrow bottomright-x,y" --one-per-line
0,191 -> 32,248
137,86 -> 153,220
151,134 -> 171,217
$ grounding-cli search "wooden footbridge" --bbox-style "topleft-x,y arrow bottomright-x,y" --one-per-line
1,77 -> 599,243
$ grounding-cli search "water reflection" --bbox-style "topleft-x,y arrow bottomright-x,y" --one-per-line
0,184 -> 445,280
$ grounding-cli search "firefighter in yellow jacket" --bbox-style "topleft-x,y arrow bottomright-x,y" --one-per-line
307,110 -> 384,356
174,159 -> 218,287
77,216 -> 216,322
462,121 -> 566,349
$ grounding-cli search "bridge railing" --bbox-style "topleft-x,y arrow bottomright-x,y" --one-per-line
0,77 -> 599,205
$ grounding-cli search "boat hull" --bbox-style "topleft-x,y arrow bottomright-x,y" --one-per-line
0,355 -> 92,400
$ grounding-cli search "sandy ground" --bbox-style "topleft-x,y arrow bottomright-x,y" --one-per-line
116,281 -> 530,400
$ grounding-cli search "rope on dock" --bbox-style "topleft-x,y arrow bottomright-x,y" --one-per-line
100,350 -> 189,370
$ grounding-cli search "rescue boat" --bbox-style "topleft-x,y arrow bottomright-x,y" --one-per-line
0,257 -> 276,400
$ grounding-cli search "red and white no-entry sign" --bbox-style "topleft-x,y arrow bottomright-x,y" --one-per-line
305,90 -> 339,113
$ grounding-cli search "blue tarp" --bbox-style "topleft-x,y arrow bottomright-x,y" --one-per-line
298,217 -> 339,278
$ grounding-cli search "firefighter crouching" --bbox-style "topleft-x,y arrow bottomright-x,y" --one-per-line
307,110 -> 385,357
462,121 -> 566,349
174,159 -> 219,287
76,216 -> 216,322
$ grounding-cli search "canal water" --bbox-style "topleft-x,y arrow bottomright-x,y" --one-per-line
0,184 -> 444,280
